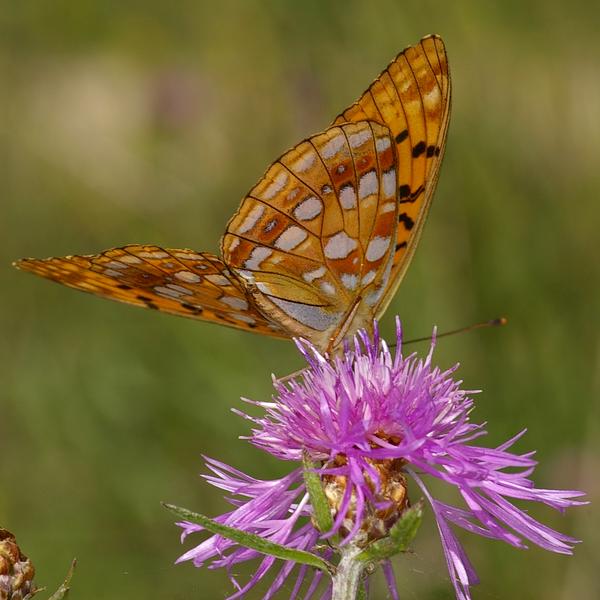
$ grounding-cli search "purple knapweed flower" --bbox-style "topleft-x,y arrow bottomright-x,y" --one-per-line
178,319 -> 586,600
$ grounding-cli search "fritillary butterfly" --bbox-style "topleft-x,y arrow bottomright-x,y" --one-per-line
16,35 -> 451,354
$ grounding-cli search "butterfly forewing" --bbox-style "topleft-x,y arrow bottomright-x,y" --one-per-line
16,245 -> 286,337
222,120 -> 399,350
333,34 -> 450,316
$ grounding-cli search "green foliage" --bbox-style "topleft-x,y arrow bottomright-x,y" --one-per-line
357,503 -> 423,562
163,503 -> 334,575
302,452 -> 334,534
1,1 -> 597,598
47,560 -> 76,600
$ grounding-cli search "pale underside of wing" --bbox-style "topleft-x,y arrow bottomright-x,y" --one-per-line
222,120 -> 399,352
334,34 -> 451,317
15,245 -> 287,338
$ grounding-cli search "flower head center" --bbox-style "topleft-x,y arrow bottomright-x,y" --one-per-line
321,433 -> 409,547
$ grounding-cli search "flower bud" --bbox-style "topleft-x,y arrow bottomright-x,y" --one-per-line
0,530 -> 38,600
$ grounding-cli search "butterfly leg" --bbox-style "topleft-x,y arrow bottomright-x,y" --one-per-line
328,296 -> 367,354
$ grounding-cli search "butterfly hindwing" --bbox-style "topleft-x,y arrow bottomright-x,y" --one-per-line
15,245 -> 286,337
333,34 -> 451,317
221,121 -> 399,351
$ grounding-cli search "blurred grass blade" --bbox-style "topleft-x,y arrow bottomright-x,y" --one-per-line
163,503 -> 335,575
302,451 -> 333,533
47,559 -> 76,600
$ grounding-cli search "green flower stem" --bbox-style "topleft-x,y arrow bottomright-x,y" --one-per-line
331,544 -> 365,600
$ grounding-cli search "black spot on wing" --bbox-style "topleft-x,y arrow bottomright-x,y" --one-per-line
398,213 -> 415,230
412,141 -> 427,158
181,302 -> 203,314
399,184 -> 424,204
136,294 -> 159,310
395,129 -> 409,144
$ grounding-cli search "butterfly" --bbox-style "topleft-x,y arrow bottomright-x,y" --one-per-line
15,35 -> 450,355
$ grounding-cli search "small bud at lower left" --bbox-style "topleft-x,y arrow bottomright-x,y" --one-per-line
0,529 -> 38,600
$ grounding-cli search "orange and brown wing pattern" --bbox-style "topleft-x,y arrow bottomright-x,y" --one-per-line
221,121 -> 399,351
15,245 -> 286,337
15,35 -> 451,352
333,34 -> 451,315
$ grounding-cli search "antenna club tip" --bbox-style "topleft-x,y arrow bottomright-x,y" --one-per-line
494,317 -> 508,327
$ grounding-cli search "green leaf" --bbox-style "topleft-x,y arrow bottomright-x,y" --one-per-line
302,451 -> 333,534
162,503 -> 335,575
47,559 -> 76,600
357,502 -> 423,562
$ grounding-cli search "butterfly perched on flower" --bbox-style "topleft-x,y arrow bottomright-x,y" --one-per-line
16,35 -> 450,354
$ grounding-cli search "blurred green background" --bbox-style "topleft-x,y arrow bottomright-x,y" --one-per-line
1,1 -> 598,598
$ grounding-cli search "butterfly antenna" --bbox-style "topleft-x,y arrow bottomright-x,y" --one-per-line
276,318 -> 507,380
398,317 -> 508,347
274,367 -> 307,385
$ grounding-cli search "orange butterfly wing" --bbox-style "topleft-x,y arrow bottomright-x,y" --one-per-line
221,120 -> 399,351
15,35 -> 450,351
15,245 -> 286,338
333,34 -> 451,316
